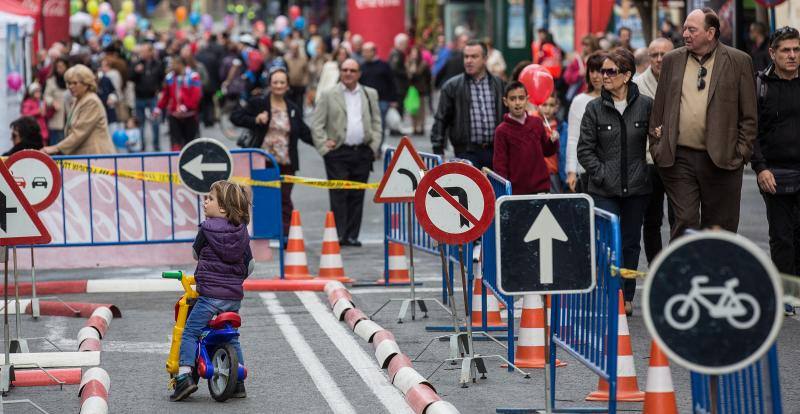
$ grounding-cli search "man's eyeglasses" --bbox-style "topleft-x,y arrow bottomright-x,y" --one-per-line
649,52 -> 667,59
697,66 -> 708,91
600,68 -> 620,77
341,68 -> 359,73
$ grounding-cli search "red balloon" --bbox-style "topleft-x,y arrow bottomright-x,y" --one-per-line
289,5 -> 301,20
529,70 -> 555,106
518,64 -> 549,99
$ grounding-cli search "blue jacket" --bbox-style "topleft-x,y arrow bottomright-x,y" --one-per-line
193,218 -> 253,300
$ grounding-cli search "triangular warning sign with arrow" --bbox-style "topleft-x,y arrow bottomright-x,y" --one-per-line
374,136 -> 427,203
0,159 -> 51,246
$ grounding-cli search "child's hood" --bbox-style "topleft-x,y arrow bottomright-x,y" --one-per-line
200,217 -> 249,263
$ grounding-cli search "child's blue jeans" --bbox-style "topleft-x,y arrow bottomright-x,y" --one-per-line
178,296 -> 244,367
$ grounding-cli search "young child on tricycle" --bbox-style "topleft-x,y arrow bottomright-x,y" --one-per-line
168,180 -> 254,402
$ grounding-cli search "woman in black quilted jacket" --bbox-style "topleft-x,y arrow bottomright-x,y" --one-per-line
577,48 -> 653,316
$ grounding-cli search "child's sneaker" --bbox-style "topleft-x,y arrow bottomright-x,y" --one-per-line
233,381 -> 246,398
169,373 -> 198,402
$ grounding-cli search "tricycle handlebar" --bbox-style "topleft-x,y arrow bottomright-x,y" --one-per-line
162,271 -> 183,280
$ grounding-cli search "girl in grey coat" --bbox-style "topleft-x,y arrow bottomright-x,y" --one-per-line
578,49 -> 652,316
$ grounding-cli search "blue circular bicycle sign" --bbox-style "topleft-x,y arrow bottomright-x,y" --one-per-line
642,231 -> 783,375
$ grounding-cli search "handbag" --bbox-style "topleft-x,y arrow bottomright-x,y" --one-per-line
236,129 -> 260,148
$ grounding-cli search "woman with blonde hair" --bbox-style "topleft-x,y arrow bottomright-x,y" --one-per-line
42,64 -> 115,155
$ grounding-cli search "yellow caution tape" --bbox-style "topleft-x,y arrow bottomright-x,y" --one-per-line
56,160 -> 376,190
281,175 -> 378,190
611,266 -> 648,279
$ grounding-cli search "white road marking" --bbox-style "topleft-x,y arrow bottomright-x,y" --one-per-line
260,292 -> 357,414
49,338 -> 171,354
296,291 -> 414,414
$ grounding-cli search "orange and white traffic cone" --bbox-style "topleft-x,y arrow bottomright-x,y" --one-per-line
282,210 -> 314,280
379,213 -> 411,284
471,268 -> 506,328
643,341 -> 677,414
507,294 -> 565,368
318,212 -> 353,283
586,290 -> 644,402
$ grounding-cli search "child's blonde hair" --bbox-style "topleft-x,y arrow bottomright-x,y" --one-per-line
209,180 -> 251,226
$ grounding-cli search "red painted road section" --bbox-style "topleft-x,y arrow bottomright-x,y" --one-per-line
12,368 -> 82,387
0,280 -> 87,296
30,301 -> 122,318
0,278 -> 330,296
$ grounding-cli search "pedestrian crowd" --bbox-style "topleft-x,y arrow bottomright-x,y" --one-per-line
6,7 -> 799,315
429,8 -> 799,317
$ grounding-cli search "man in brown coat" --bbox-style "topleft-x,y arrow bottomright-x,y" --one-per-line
649,8 -> 757,239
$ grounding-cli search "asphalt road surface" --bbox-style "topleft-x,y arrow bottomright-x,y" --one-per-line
5,122 -> 799,414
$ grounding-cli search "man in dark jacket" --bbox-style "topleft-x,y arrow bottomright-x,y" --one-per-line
435,34 -> 467,88
360,42 -> 398,145
388,33 -> 409,118
752,27 -> 800,297
130,43 -> 165,151
749,22 -> 772,73
430,40 -> 505,170
196,35 -> 225,127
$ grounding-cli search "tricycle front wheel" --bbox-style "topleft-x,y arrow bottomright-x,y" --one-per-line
208,343 -> 239,402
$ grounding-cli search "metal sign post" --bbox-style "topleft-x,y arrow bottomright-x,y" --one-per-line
543,295 -> 552,414
1,247 -> 11,395
28,248 -> 38,319
413,163 -> 528,386
8,248 -> 27,354
371,138 -> 449,322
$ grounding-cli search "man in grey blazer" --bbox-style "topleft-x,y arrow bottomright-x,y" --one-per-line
649,8 -> 758,239
312,58 -> 382,246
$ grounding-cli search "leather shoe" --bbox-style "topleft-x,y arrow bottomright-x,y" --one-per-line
346,238 -> 362,247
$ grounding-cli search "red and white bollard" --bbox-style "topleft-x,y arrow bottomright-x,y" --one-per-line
79,367 -> 110,414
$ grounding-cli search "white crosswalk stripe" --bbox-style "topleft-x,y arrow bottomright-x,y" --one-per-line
260,292 -> 357,414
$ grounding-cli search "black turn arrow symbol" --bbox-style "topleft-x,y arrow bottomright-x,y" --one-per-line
428,186 -> 470,227
397,168 -> 418,191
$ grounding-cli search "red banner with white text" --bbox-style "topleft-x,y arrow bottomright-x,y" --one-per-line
347,0 -> 406,60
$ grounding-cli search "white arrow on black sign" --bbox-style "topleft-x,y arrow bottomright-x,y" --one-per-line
523,205 -> 568,284
182,154 -> 229,180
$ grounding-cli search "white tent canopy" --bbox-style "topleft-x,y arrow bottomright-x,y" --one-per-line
0,10 -> 35,154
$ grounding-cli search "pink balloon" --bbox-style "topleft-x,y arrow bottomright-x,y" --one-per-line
125,13 -> 137,30
115,23 -> 127,38
6,72 -> 22,92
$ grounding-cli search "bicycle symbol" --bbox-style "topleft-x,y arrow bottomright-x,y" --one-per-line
664,276 -> 760,331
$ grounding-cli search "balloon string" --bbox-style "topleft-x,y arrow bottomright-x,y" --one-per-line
541,113 -> 552,133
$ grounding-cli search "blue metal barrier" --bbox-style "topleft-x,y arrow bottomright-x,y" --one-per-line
547,208 -> 621,413
479,169 -> 516,368
38,149 -> 284,274
380,148 -> 442,285
690,345 -> 783,414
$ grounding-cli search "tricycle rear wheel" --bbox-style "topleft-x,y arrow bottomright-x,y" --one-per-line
208,343 -> 239,402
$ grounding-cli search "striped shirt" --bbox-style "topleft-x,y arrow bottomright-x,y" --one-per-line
469,75 -> 495,145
